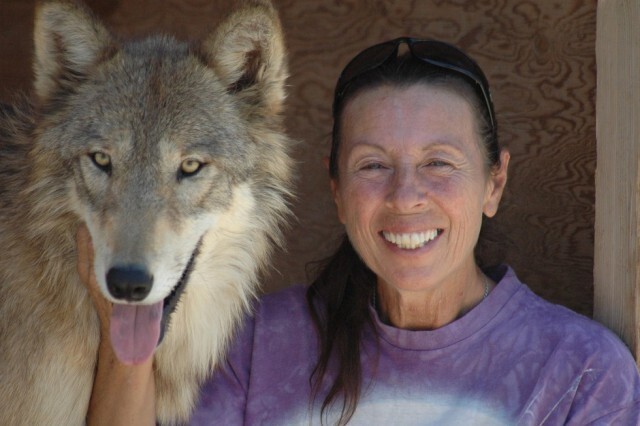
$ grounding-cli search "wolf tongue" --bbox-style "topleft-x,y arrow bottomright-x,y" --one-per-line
110,301 -> 163,365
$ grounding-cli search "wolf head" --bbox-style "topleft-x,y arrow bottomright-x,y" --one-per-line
30,0 -> 293,364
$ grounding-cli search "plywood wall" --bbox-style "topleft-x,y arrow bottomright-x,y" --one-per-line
0,0 -> 597,316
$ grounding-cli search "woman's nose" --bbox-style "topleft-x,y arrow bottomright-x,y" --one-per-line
385,167 -> 426,212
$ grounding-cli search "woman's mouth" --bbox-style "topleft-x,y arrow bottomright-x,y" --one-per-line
382,229 -> 441,249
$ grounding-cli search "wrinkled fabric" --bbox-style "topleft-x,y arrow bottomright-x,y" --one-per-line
192,265 -> 640,425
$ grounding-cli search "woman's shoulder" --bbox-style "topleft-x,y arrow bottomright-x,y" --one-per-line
258,283 -> 308,310
251,284 -> 312,327
499,266 -> 635,366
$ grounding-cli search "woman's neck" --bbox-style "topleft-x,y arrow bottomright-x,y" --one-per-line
375,268 -> 493,330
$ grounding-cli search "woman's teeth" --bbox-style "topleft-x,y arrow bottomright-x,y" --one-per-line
382,230 -> 439,249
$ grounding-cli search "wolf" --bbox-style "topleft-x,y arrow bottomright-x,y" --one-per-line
0,0 -> 293,424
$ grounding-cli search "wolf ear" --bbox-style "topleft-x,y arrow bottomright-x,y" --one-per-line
202,1 -> 288,116
33,0 -> 112,102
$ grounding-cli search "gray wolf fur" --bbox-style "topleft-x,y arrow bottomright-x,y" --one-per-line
0,0 -> 293,424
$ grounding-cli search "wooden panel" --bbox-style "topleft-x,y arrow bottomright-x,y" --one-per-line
0,1 -> 34,97
0,0 -> 597,317
594,0 -> 640,356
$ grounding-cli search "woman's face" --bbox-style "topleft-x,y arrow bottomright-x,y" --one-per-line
331,84 -> 509,293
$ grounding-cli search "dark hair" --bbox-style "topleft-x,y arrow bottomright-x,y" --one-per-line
306,47 -> 500,425
306,236 -> 376,424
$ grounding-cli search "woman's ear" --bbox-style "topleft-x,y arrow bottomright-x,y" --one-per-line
326,155 -> 345,222
322,155 -> 330,171
483,149 -> 510,218
330,177 -> 346,224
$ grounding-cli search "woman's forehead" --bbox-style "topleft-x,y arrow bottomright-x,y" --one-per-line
340,85 -> 479,147
333,84 -> 492,169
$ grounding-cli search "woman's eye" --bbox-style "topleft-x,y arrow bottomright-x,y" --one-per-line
361,162 -> 385,171
90,151 -> 112,173
179,159 -> 203,178
426,160 -> 451,168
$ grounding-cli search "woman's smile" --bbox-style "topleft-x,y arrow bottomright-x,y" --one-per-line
381,229 -> 441,250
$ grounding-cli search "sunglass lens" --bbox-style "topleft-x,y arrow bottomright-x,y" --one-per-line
411,40 -> 487,85
337,41 -> 399,93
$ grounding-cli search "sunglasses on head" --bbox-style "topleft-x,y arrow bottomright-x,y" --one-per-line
333,37 -> 496,136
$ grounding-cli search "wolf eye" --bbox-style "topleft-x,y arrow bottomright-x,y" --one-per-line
179,159 -> 203,178
90,151 -> 112,173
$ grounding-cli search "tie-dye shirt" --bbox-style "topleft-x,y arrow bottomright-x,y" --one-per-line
192,265 -> 640,425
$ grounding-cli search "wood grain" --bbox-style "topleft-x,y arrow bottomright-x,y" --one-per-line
594,0 -> 640,356
0,0 -> 597,317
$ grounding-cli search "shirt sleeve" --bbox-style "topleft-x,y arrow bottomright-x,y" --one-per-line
565,331 -> 640,425
189,313 -> 256,425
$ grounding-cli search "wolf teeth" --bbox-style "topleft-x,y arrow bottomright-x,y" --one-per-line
382,230 -> 438,249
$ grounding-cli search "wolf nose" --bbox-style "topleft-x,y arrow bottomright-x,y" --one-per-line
106,266 -> 153,302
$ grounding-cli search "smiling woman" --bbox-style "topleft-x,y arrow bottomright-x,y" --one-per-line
195,39 -> 640,425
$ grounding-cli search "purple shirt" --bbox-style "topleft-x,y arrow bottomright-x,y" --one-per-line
192,265 -> 640,425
